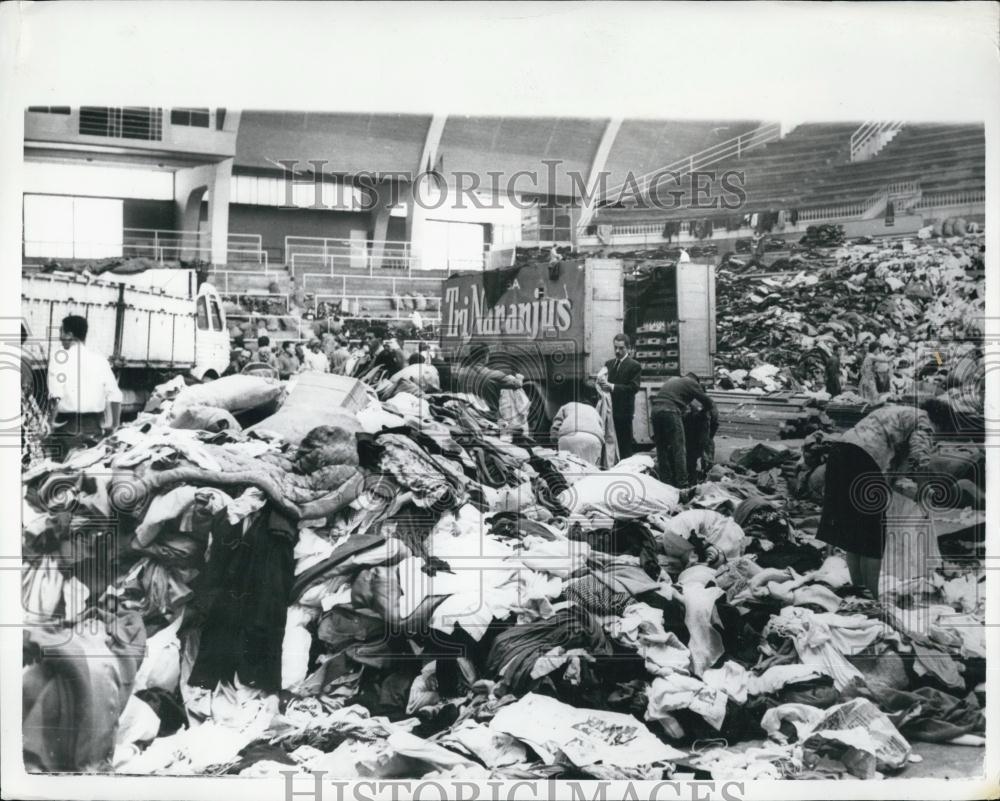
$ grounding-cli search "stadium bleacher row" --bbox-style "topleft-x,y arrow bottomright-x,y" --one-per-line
593,122 -> 985,226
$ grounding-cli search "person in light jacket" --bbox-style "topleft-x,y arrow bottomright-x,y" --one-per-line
858,341 -> 882,402
816,399 -> 951,597
550,400 -> 605,466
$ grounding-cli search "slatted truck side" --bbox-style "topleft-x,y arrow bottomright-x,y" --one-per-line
22,270 -> 230,412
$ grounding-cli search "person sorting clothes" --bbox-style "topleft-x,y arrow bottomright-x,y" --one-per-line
550,400 -> 606,466
649,373 -> 716,488
46,314 -> 122,460
683,397 -> 718,483
816,399 -> 951,598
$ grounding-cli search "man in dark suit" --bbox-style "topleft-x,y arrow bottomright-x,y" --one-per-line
597,333 -> 641,460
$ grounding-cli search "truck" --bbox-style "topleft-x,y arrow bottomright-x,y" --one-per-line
439,257 -> 717,444
21,269 -> 230,411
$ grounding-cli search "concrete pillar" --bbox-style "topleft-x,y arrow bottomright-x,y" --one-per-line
173,158 -> 233,265
368,179 -> 401,271
405,114 -> 447,271
405,181 -> 428,270
209,158 -> 234,265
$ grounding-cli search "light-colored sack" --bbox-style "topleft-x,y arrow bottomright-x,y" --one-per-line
498,388 -> 530,437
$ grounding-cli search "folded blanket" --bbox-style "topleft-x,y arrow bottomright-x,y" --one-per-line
141,466 -> 365,521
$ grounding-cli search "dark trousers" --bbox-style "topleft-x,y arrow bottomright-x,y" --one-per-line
816,442 -> 887,559
651,408 -> 687,488
46,412 -> 103,461
684,412 -> 712,482
612,415 -> 634,460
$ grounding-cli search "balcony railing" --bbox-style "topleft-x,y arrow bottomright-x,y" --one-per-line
22,228 -> 268,269
911,189 -> 985,210
286,234 -> 489,277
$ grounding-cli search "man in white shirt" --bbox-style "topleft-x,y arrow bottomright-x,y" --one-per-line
302,339 -> 330,372
46,314 -> 122,459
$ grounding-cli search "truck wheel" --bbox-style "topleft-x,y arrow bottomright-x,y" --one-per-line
201,370 -> 219,383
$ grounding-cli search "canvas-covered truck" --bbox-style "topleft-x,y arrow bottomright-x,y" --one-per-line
439,257 -> 716,444
22,269 -> 230,412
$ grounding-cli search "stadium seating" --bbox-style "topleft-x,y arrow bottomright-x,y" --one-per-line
593,122 -> 985,227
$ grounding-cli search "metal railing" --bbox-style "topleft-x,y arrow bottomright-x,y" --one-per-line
797,200 -> 871,223
911,189 -> 985,210
884,181 -> 923,212
583,181 -> 927,244
122,228 -> 268,267
225,233 -> 266,264
285,235 -> 415,273
596,122 -> 782,210
594,220 -> 694,238
204,270 -> 274,294
797,180 -> 921,223
300,272 -> 446,297
22,229 -> 268,270
797,186 -> 890,222
284,235 -> 491,275
122,227 -> 204,261
850,121 -> 903,162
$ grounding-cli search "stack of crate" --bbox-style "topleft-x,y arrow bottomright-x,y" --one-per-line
634,320 -> 680,377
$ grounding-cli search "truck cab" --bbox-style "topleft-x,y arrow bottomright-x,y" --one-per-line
193,282 -> 230,381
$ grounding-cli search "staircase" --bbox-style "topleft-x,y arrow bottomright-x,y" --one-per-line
849,121 -> 903,162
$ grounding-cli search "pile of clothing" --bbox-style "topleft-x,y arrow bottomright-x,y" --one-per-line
21,377 -> 985,780
32,257 -> 212,282
798,224 -> 846,249
715,233 -> 986,401
222,294 -> 290,317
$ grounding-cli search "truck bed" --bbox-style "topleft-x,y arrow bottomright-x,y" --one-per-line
22,273 -> 197,369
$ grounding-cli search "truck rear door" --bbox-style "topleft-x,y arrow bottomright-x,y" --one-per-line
677,261 -> 716,379
584,258 -> 625,378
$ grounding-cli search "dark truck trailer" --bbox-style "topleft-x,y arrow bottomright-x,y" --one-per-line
439,257 -> 716,444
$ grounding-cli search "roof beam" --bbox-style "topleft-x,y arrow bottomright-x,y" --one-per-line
576,117 -> 623,231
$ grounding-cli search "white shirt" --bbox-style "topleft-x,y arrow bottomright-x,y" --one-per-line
303,351 -> 329,372
47,341 -> 123,414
